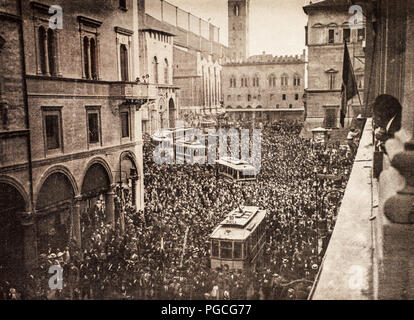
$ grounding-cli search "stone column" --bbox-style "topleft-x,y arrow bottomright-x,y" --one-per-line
95,33 -> 101,80
105,184 -> 116,227
34,22 -> 42,75
21,214 -> 37,271
54,30 -> 62,77
72,196 -> 82,248
44,32 -> 50,76
87,38 -> 92,80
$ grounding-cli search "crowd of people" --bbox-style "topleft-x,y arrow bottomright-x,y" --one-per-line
0,120 -> 355,300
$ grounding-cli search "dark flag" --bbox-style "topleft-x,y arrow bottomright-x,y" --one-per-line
340,42 -> 358,127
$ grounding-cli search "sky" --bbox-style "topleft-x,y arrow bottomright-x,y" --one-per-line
166,0 -> 310,56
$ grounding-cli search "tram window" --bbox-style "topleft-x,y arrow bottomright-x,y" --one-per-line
234,242 -> 242,259
220,241 -> 232,259
244,242 -> 247,257
233,170 -> 238,179
212,240 -> 219,257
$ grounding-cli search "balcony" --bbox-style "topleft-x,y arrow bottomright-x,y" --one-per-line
311,119 -> 374,299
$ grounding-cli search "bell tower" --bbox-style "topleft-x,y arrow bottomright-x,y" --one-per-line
228,0 -> 250,61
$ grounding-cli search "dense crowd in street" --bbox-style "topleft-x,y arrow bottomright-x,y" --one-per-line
0,120 -> 355,300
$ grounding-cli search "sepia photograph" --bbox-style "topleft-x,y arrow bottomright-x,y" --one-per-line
0,0 -> 412,307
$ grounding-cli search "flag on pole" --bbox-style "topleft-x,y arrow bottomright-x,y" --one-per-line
340,42 -> 358,127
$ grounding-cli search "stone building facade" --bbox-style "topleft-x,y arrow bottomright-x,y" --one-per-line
138,0 -> 179,135
223,0 -> 305,123
0,0 -> 34,280
222,52 -> 306,122
141,0 -> 227,121
303,0 -> 366,130
0,0 -> 147,272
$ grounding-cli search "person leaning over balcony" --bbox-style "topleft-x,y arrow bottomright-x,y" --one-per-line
347,128 -> 360,156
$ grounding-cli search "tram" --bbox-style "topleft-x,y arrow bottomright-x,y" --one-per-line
174,139 -> 206,164
216,157 -> 257,182
210,206 -> 267,271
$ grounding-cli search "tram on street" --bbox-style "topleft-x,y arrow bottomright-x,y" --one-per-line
174,139 -> 207,164
216,157 -> 257,182
210,206 -> 267,271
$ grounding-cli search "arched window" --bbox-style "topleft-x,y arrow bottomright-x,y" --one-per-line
293,74 -> 301,86
47,28 -> 56,76
253,75 -> 260,87
268,74 -> 276,87
281,74 -> 289,86
120,44 -> 129,81
164,58 -> 169,84
83,36 -> 90,79
234,5 -> 240,16
247,94 -> 251,101
241,76 -> 248,87
153,56 -> 158,83
38,26 -> 47,74
90,38 -> 97,80
231,76 -> 237,88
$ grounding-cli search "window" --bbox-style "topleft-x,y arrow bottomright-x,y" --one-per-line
282,94 -> 286,100
83,36 -> 98,80
248,94 -> 251,101
289,104 -> 293,109
293,75 -> 301,86
42,107 -> 62,153
120,44 -> 129,81
253,75 -> 260,87
90,38 -> 97,79
358,28 -> 365,41
343,28 -> 351,43
79,16 -> 102,80
234,242 -> 242,259
38,26 -> 58,76
230,76 -> 237,88
328,29 -> 335,44
121,111 -> 130,138
153,56 -> 158,83
164,58 -> 169,84
45,115 -> 60,150
281,75 -> 288,86
269,74 -> 276,87
258,94 -> 261,101
119,0 -> 127,10
86,107 -> 101,145
47,29 -> 56,76
234,5 -> 240,16
329,73 -> 336,90
212,240 -> 219,257
295,94 -> 299,100
38,27 -> 47,74
220,241 -> 232,259
83,37 -> 90,79
276,104 -> 280,109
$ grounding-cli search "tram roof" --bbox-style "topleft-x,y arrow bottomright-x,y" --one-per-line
216,157 -> 256,171
210,206 -> 266,240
